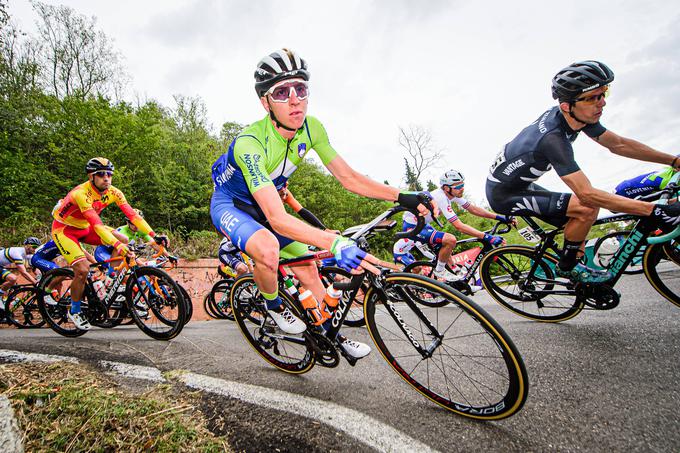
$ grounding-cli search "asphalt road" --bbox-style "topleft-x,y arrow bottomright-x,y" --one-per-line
1,273 -> 678,452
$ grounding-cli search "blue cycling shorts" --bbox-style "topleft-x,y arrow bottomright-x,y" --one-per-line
30,254 -> 60,273
402,222 -> 445,246
210,191 -> 308,259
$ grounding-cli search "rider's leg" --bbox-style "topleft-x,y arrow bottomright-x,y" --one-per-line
70,258 -> 89,310
0,272 -> 16,292
436,233 -> 457,272
245,229 -> 281,309
559,196 -> 599,271
290,261 -> 325,301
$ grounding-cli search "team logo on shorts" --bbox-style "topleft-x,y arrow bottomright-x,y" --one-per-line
297,143 -> 306,158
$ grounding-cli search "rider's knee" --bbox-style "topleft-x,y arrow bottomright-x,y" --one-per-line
250,234 -> 280,273
442,233 -> 457,247
5,273 -> 17,285
72,260 -> 89,278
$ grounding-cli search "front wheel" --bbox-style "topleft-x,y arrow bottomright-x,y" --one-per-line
230,275 -> 315,374
126,267 -> 186,340
364,273 -> 528,420
480,245 -> 584,322
643,240 -> 680,306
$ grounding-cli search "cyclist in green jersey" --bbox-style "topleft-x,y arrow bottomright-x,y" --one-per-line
210,48 -> 435,358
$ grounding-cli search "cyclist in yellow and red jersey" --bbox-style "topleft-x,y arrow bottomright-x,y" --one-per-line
51,157 -> 168,330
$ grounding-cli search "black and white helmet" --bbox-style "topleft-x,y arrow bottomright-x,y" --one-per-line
85,157 -> 114,174
551,60 -> 614,102
440,170 -> 465,187
254,48 -> 310,97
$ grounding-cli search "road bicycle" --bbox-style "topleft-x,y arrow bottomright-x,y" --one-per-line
404,220 -> 513,295
479,173 -> 680,322
1,283 -> 45,328
229,205 -> 528,420
38,248 -> 187,340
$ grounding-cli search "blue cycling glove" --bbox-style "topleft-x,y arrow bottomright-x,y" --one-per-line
483,233 -> 504,246
331,237 -> 366,272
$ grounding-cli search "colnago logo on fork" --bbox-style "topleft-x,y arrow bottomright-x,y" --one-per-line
385,300 -> 423,350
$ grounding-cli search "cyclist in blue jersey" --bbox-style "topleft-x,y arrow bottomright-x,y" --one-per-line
486,60 -> 680,283
210,48 -> 435,358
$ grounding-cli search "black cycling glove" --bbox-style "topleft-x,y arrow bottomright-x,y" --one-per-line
650,204 -> 680,232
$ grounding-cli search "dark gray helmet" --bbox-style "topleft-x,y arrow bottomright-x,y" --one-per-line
254,48 -> 310,97
551,60 -> 614,102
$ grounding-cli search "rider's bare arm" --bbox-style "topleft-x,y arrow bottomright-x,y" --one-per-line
449,218 -> 485,239
15,264 -> 37,285
594,130 -> 677,167
326,156 -> 439,217
561,170 -> 653,216
253,185 -> 338,250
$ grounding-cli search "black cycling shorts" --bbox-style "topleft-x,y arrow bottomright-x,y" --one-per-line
486,180 -> 572,227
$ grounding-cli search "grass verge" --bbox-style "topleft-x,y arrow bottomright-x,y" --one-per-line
0,361 -> 230,452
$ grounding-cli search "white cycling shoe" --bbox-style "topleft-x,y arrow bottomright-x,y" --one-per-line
339,337 -> 371,359
68,311 -> 91,330
469,284 -> 483,293
267,305 -> 306,334
44,294 -> 58,306
433,268 -> 463,283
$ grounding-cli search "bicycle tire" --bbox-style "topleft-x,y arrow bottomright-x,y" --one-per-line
126,267 -> 186,340
203,292 -> 220,319
37,268 -> 87,337
178,284 -> 193,324
230,274 -> 315,374
209,279 -> 234,320
402,261 -> 453,307
318,266 -> 367,327
479,245 -> 584,322
5,286 -> 45,328
592,231 -> 644,275
643,241 -> 680,307
364,273 -> 528,420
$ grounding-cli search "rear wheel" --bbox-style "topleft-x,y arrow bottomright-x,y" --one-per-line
37,268 -> 87,337
6,286 -> 44,328
364,273 -> 528,420
230,275 -> 314,374
126,267 -> 186,340
480,245 -> 584,322
178,284 -> 193,324
403,261 -> 451,307
643,240 -> 680,307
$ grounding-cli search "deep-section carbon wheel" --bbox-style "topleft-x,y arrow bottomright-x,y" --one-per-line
364,273 -> 528,420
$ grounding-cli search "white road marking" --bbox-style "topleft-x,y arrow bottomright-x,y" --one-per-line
99,361 -> 166,382
0,349 -> 79,364
0,349 -> 437,453
180,372 -> 438,453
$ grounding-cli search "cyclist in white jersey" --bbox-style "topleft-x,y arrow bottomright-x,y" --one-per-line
0,238 -> 40,307
401,170 -> 512,282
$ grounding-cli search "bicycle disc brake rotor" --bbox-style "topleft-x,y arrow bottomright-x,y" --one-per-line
576,283 -> 620,310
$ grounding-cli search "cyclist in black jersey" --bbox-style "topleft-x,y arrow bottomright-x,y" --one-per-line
486,60 -> 680,283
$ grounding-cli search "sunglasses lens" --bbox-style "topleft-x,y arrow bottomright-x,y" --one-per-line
95,171 -> 112,177
270,86 -> 291,102
293,83 -> 308,99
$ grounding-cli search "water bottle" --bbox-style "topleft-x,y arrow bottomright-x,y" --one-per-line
299,289 -> 330,326
595,236 -> 620,268
323,285 -> 343,310
93,279 -> 106,299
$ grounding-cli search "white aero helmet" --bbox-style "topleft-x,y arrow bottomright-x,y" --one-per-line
440,170 -> 465,187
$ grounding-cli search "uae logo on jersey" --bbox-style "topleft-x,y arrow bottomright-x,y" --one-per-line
297,143 -> 306,158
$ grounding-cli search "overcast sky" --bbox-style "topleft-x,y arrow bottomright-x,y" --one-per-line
9,0 -> 680,205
